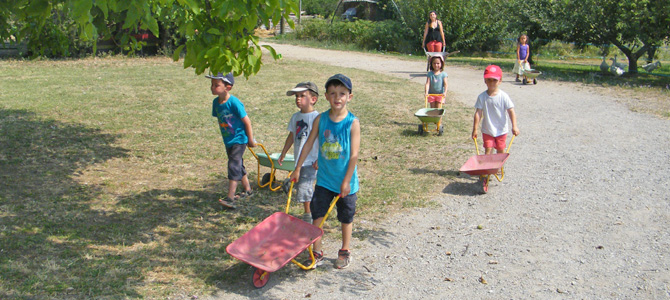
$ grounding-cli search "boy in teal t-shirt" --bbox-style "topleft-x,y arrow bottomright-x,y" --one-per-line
208,72 -> 256,209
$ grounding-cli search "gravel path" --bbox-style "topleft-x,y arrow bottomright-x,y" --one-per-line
208,43 -> 670,299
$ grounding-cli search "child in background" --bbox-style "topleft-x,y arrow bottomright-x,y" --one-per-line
208,72 -> 257,209
424,55 -> 448,108
513,34 -> 531,82
278,82 -> 320,224
471,65 -> 519,156
290,74 -> 360,270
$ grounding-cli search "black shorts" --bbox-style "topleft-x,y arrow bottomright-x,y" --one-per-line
225,144 -> 247,181
310,185 -> 357,224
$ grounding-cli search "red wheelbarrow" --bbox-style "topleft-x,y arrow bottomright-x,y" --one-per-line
459,135 -> 516,193
226,182 -> 340,288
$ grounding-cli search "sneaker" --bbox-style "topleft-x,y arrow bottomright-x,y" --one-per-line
234,189 -> 253,199
218,197 -> 236,209
335,249 -> 351,269
303,250 -> 324,269
301,213 -> 312,224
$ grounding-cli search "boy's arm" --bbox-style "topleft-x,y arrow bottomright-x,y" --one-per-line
472,108 -> 482,140
241,116 -> 256,147
340,119 -> 360,197
289,115 -> 320,182
278,132 -> 294,166
508,108 -> 519,136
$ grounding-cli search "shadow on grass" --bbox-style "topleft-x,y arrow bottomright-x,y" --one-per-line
409,168 -> 459,177
0,109 -> 287,297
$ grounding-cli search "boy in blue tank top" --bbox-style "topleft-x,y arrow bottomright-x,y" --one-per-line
290,74 -> 360,270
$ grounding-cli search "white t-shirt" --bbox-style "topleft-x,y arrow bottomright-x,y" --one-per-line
288,111 -> 319,166
474,90 -> 514,137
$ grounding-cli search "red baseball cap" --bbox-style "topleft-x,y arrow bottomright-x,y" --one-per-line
484,65 -> 502,81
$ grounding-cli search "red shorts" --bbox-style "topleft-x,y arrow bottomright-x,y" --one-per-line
482,133 -> 507,151
426,41 -> 443,52
427,95 -> 444,104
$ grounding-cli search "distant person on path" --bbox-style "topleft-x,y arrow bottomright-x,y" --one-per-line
290,74 -> 360,270
422,11 -> 446,52
208,72 -> 256,209
424,54 -> 449,108
471,65 -> 519,155
278,81 -> 320,224
512,34 -> 531,82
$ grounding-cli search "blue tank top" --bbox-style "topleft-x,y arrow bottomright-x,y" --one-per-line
316,110 -> 359,195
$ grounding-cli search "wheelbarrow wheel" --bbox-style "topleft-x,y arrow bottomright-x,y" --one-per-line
533,78 -> 537,85
438,125 -> 444,136
252,268 -> 270,288
418,124 -> 424,135
281,178 -> 292,194
261,173 -> 273,185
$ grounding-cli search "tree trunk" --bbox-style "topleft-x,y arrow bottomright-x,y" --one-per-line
611,40 -> 650,75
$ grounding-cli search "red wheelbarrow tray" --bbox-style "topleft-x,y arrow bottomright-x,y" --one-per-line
226,212 -> 323,273
459,153 -> 510,176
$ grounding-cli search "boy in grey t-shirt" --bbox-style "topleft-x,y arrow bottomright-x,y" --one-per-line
279,82 -> 320,223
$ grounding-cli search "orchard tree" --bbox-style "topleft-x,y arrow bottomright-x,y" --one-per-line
511,0 -> 670,74
0,0 -> 298,77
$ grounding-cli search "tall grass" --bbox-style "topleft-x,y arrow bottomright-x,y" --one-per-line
0,56 -> 472,298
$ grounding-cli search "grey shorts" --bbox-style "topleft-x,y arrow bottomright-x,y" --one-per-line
225,144 -> 247,181
294,166 -> 316,203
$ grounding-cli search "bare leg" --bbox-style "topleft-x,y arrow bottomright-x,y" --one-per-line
227,179 -> 238,199
240,174 -> 252,192
341,222 -> 353,250
312,217 -> 324,252
303,202 -> 311,214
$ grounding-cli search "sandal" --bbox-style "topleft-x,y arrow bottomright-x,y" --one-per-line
234,189 -> 254,199
218,197 -> 236,209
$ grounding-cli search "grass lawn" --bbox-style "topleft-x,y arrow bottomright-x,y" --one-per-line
0,55 -> 472,298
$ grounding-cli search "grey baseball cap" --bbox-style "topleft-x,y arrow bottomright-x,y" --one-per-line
286,81 -> 319,96
205,72 -> 234,85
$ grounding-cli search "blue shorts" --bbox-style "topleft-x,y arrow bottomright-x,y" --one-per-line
310,185 -> 357,224
225,144 -> 247,181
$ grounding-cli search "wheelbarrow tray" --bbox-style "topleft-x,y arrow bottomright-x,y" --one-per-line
459,153 -> 510,176
414,108 -> 445,124
256,153 -> 295,172
424,50 -> 460,58
226,212 -> 323,273
523,69 -> 541,79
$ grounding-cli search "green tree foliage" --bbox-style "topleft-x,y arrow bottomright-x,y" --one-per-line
509,0 -> 670,74
300,0 -> 339,17
0,0 -> 299,77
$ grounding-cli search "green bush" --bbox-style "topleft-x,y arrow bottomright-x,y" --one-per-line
296,18 -> 414,53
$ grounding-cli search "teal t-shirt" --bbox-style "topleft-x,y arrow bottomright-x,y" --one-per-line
316,110 -> 359,195
212,94 -> 248,146
427,71 -> 448,94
